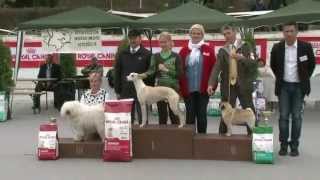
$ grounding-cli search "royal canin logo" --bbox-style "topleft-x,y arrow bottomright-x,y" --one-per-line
26,48 -> 36,54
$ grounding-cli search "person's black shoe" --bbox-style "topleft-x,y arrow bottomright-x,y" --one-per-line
278,146 -> 288,156
32,106 -> 40,114
290,149 -> 299,157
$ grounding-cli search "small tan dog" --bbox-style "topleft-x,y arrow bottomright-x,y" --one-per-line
220,102 -> 255,136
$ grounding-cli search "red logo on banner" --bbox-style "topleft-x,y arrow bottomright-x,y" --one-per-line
26,48 -> 36,54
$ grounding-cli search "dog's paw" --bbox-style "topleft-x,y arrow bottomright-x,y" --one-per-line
225,133 -> 232,137
73,134 -> 84,141
178,124 -> 184,128
73,137 -> 84,142
139,123 -> 145,128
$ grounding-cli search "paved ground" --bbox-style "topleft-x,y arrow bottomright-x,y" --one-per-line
0,93 -> 319,180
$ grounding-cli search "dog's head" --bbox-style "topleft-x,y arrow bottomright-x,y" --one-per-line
60,101 -> 82,119
219,101 -> 232,111
126,72 -> 146,82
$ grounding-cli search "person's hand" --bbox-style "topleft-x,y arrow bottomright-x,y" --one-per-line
207,85 -> 215,96
158,64 -> 169,72
230,52 -> 244,60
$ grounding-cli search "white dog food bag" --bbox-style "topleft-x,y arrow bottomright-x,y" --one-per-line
207,91 -> 221,117
0,92 -> 8,122
37,118 -> 59,160
252,124 -> 274,164
103,99 -> 134,162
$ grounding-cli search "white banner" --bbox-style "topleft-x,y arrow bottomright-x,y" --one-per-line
41,28 -> 102,53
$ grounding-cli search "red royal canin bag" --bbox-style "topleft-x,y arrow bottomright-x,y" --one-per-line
103,99 -> 134,162
37,118 -> 59,160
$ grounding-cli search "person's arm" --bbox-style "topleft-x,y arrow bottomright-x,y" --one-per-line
114,54 -> 122,94
208,49 -> 223,86
236,44 -> 258,67
206,48 -> 218,95
237,54 -> 257,64
170,53 -> 182,79
37,65 -> 43,78
81,65 -> 92,76
142,55 -> 157,78
56,64 -> 62,80
270,44 -> 278,77
307,43 -> 316,78
143,51 -> 155,86
106,68 -> 114,88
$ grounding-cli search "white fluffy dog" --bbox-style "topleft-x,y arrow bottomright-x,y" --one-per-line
60,101 -> 105,141
126,72 -> 185,128
220,102 -> 256,136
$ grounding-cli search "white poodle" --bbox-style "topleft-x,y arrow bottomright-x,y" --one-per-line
60,101 -> 105,141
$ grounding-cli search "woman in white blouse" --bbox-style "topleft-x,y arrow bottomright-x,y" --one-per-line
80,72 -> 111,105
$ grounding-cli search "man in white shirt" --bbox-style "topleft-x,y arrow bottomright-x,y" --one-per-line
271,22 -> 315,157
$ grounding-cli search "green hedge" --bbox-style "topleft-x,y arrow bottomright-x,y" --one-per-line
60,53 -> 76,78
0,40 -> 13,92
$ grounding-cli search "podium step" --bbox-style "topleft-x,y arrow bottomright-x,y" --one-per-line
59,138 -> 103,158
193,134 -> 252,161
132,125 -> 194,159
58,129 -> 252,161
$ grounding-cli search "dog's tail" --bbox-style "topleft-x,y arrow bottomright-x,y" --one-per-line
245,108 -> 256,129
245,108 -> 254,112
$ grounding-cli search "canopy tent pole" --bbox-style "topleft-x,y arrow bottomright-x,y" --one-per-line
13,31 -> 24,83
10,30 -> 24,115
143,29 -> 153,53
142,28 -> 154,123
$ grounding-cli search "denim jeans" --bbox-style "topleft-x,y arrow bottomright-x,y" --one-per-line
278,82 -> 304,150
184,92 -> 209,133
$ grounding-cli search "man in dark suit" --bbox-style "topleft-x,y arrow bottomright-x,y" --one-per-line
271,22 -> 315,157
33,54 -> 62,111
114,29 -> 153,124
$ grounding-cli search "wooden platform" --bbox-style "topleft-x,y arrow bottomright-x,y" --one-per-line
59,138 -> 103,158
58,126 -> 252,161
193,134 -> 252,161
132,125 -> 194,159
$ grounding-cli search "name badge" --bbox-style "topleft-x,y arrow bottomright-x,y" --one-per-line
203,52 -> 210,56
299,55 -> 308,62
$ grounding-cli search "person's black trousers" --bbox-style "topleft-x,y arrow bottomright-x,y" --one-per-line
184,92 -> 209,133
157,100 -> 180,125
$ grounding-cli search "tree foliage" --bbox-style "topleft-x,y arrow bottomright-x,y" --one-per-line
60,54 -> 76,78
0,40 -> 13,92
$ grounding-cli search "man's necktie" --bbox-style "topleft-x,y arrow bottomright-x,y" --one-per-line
46,64 -> 51,78
229,45 -> 238,85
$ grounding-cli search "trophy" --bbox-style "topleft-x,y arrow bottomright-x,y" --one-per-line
261,111 -> 273,126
